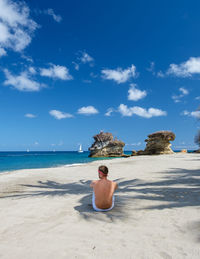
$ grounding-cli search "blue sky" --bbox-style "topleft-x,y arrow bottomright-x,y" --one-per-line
0,0 -> 200,151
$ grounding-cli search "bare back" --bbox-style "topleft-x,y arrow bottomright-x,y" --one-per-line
92,179 -> 117,209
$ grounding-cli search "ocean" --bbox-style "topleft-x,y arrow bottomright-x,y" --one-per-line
0,150 -> 195,173
0,151 -> 132,173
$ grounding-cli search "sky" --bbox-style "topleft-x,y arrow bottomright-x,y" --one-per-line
0,0 -> 200,151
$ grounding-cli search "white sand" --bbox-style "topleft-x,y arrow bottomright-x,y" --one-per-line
0,153 -> 200,259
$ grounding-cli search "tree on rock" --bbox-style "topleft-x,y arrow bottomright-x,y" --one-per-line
89,131 -> 125,157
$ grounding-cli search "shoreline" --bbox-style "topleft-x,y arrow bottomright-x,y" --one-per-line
0,151 -> 134,175
0,156 -> 120,175
0,151 -> 198,176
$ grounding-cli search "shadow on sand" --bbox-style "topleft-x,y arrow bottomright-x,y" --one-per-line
0,167 -> 199,221
126,167 -> 200,210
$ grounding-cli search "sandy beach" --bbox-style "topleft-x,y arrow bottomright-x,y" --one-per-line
0,153 -> 200,259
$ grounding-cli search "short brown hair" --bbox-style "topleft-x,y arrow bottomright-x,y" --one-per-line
98,165 -> 108,175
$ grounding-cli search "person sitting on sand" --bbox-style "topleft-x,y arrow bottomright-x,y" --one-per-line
90,165 -> 118,212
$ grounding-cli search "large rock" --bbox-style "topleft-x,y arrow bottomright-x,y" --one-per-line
143,131 -> 175,155
89,131 -> 125,157
131,150 -> 137,156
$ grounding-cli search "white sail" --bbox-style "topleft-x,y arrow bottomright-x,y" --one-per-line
78,144 -> 83,153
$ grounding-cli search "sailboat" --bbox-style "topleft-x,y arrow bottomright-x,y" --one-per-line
78,144 -> 83,153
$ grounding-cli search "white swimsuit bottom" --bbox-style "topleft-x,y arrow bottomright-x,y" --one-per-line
92,192 -> 115,212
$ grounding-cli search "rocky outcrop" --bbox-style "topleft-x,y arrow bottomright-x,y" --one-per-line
136,150 -> 145,155
89,131 -> 125,157
131,150 -> 137,156
143,131 -> 175,155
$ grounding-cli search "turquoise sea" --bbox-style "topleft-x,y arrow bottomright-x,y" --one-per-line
0,151 -> 132,173
0,150 -> 195,173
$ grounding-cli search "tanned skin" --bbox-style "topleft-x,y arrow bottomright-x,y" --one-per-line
90,171 -> 118,209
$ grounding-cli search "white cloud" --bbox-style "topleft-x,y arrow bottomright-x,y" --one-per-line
72,61 -> 79,71
101,65 -> 136,84
157,71 -> 165,78
25,113 -> 36,118
179,87 -> 189,95
40,64 -> 73,80
0,0 -> 37,52
182,110 -> 189,116
80,51 -> 94,64
167,57 -> 200,77
128,83 -> 147,101
172,97 -> 181,103
172,87 -> 189,103
0,47 -> 6,57
72,51 -> 94,70
190,111 -> 200,118
49,110 -> 73,120
118,104 -> 134,117
28,66 -> 36,74
182,110 -> 200,119
195,96 -> 200,100
147,62 -> 155,74
118,104 -> 167,118
105,108 -> 114,116
4,69 -> 45,92
21,54 -> 33,63
77,106 -> 99,115
44,8 -> 62,23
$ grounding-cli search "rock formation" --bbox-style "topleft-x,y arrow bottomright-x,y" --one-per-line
131,150 -> 137,156
89,131 -> 125,157
143,131 -> 175,155
136,150 -> 145,155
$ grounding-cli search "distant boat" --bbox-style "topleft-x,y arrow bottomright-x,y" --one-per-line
26,149 -> 30,153
78,144 -> 83,153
